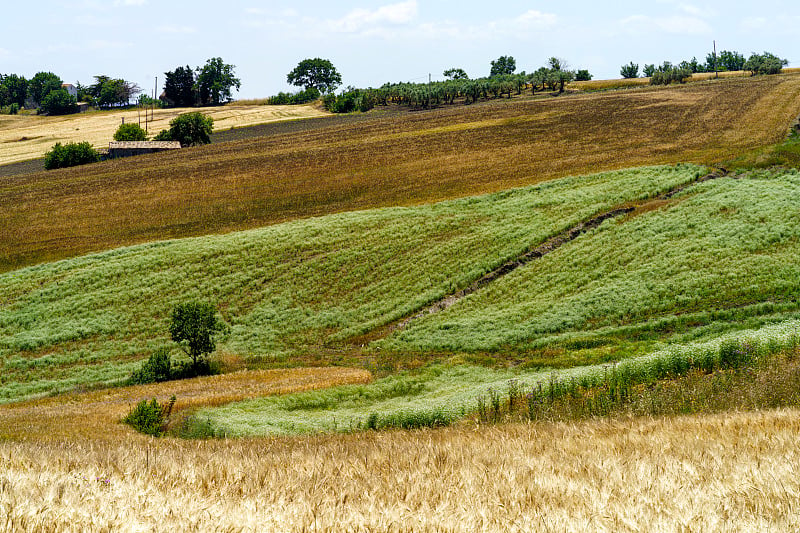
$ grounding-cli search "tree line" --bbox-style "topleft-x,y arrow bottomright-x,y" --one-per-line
620,50 -> 789,82
319,55 -> 591,113
0,57 -> 241,116
0,71 -> 141,115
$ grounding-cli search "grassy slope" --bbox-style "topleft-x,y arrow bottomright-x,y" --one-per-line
0,166 -> 697,403
3,74 -> 800,272
380,169 -> 800,362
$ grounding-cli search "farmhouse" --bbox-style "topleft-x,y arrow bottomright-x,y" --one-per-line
107,141 -> 181,159
61,84 -> 78,99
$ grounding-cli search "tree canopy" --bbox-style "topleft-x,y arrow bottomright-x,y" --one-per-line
0,74 -> 28,107
39,89 -> 78,115
163,65 -> 196,107
28,72 -> 62,107
490,56 -> 516,77
169,302 -> 225,367
88,76 -> 140,108
443,68 -> 469,80
196,57 -> 240,105
287,58 -> 342,94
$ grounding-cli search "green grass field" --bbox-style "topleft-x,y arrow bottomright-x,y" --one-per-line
0,165 -> 699,403
380,169 -> 800,362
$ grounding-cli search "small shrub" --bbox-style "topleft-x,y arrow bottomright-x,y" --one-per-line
123,396 -> 176,436
9,103 -> 19,115
114,123 -> 147,141
166,112 -> 214,147
152,129 -> 173,141
650,67 -> 692,85
575,69 -> 592,81
44,141 -> 100,170
129,349 -> 173,384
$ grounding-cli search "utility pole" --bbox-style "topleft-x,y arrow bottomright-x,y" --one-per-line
713,40 -> 718,79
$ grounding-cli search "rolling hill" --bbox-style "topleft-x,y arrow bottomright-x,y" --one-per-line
2,73 -> 800,273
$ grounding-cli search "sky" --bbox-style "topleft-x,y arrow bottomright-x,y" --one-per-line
1,0 -> 798,99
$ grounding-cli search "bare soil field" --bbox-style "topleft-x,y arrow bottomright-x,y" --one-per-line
2,74 -> 799,273
0,103 -> 326,166
2,408 -> 798,531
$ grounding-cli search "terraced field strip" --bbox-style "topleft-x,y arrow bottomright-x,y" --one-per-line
0,367 -> 370,442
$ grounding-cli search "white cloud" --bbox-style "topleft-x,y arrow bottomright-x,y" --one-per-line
0,48 -> 9,57
620,14 -> 711,35
514,10 -> 557,29
114,0 -> 147,5
327,0 -> 418,33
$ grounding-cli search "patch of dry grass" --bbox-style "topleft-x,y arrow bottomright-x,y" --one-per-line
0,367 -> 370,442
2,409 -> 799,531
0,103 -> 326,166
3,74 -> 800,273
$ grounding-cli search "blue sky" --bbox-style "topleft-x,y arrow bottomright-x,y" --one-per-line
1,0 -> 797,99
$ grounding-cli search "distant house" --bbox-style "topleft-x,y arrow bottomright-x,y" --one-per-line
62,84 -> 78,99
107,141 -> 181,159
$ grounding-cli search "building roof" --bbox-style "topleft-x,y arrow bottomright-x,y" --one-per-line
108,141 -> 181,149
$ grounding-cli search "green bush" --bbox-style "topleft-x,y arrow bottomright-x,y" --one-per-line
123,396 -> 175,436
44,141 -> 100,170
324,89 -> 374,113
650,66 -> 692,85
166,112 -> 213,146
744,52 -> 788,76
114,123 -> 147,141
268,87 -> 320,105
39,89 -> 78,115
130,349 -> 173,384
152,129 -> 173,141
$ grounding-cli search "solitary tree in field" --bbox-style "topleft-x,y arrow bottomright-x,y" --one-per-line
490,56 -> 516,77
287,58 -> 342,94
169,302 -> 225,370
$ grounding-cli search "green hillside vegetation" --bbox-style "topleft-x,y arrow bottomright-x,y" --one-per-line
381,169 -> 800,361
0,166 -> 698,403
198,319 -> 800,436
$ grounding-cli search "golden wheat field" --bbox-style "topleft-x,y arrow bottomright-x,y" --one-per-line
2,409 -> 798,532
0,103 -> 326,166
3,73 -> 800,272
